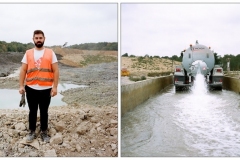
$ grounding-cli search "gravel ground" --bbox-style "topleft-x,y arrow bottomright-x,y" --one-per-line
0,51 -> 118,157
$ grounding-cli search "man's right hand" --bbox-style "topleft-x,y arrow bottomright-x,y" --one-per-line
19,86 -> 25,94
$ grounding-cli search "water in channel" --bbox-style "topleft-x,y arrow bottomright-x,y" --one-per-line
121,74 -> 240,157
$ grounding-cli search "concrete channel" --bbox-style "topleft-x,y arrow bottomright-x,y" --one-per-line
121,75 -> 173,117
121,75 -> 240,157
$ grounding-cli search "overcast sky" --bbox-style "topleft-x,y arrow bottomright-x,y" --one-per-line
0,3 -> 117,46
121,3 -> 240,57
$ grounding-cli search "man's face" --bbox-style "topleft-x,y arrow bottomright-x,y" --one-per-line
33,34 -> 45,48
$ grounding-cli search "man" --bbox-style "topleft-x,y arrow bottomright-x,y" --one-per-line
19,30 -> 59,143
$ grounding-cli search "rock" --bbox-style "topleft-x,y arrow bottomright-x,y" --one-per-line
96,122 -> 101,127
0,151 -> 4,157
18,144 -> 25,148
0,73 -> 7,77
110,119 -> 117,124
55,121 -> 65,132
49,128 -> 57,136
19,138 -> 40,150
50,133 -> 63,145
44,149 -> 57,157
109,128 -> 117,136
29,152 -> 38,157
15,122 -> 26,131
19,131 -> 28,137
89,128 -> 97,136
76,144 -> 81,152
111,143 -> 117,150
76,123 -> 88,135
12,130 -> 19,138
5,121 -> 12,125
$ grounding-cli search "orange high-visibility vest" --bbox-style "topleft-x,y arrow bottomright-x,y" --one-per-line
25,48 -> 54,86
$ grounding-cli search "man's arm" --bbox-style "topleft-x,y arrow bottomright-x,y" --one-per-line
51,62 -> 59,97
19,63 -> 28,94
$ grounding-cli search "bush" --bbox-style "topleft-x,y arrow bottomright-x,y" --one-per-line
129,75 -> 146,82
141,76 -> 146,80
122,53 -> 128,57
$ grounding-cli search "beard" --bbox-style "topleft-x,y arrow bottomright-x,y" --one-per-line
34,41 -> 44,48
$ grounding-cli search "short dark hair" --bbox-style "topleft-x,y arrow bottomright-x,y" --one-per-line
33,30 -> 44,37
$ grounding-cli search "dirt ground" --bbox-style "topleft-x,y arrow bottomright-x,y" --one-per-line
0,47 -> 118,157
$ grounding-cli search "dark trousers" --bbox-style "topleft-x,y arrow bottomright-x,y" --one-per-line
25,85 -> 51,132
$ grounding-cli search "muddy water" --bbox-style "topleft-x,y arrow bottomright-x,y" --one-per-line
121,74 -> 240,157
0,83 -> 88,110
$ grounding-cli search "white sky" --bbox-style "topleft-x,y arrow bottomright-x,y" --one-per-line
0,3 -> 117,46
121,3 -> 240,57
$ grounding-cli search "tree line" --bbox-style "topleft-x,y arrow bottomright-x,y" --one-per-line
0,41 -> 34,52
0,41 -> 118,53
122,52 -> 240,71
68,42 -> 118,51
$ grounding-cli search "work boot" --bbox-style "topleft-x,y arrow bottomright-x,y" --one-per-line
26,130 -> 36,143
40,130 -> 50,143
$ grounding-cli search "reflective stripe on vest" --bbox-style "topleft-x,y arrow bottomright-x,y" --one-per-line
25,48 -> 54,86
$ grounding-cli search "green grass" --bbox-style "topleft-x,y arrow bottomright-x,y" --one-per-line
80,55 -> 117,66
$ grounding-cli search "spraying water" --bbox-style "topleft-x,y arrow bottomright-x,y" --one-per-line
191,73 -> 208,94
190,63 -> 208,95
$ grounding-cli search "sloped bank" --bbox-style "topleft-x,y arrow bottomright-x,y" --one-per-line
121,75 -> 173,116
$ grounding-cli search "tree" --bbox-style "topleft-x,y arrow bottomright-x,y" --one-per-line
122,53 -> 128,57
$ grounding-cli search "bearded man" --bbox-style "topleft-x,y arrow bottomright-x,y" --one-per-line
19,30 -> 59,143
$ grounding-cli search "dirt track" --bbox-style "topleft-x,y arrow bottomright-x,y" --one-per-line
0,48 -> 118,157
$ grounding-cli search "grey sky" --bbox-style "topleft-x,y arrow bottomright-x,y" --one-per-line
0,3 -> 117,46
121,3 -> 240,57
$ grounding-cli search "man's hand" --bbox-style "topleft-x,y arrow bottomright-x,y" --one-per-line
51,87 -> 57,97
19,86 -> 25,94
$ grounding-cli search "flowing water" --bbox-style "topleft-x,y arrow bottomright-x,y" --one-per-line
121,74 -> 240,157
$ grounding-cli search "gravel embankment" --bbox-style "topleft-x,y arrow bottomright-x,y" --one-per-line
0,52 -> 118,157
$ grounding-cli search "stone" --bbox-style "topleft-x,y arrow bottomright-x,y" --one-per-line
29,152 -> 38,157
89,128 -> 97,136
15,122 -> 26,131
12,130 -> 19,138
0,73 -> 7,77
109,128 -> 118,136
18,144 -> 25,148
90,117 -> 98,123
5,121 -> 12,125
19,131 -> 28,136
76,144 -> 81,152
96,122 -> 101,127
110,119 -> 117,124
111,143 -> 117,150
44,149 -> 57,157
49,128 -> 57,136
19,138 -> 40,150
0,150 -> 4,157
50,133 -> 63,145
76,125 -> 88,135
55,121 -> 65,132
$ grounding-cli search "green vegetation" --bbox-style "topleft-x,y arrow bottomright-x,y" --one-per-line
80,55 -> 117,66
0,41 -> 117,53
148,71 -> 173,77
0,41 -> 34,52
129,75 -> 146,82
69,42 -> 118,51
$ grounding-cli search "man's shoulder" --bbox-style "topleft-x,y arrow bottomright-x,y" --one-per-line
26,48 -> 34,52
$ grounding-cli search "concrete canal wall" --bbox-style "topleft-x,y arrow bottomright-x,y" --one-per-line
223,76 -> 240,94
121,75 -> 173,117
